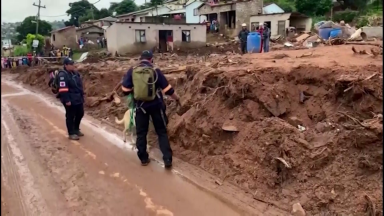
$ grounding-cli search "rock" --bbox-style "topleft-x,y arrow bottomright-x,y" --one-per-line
287,116 -> 303,127
222,125 -> 239,132
291,203 -> 306,216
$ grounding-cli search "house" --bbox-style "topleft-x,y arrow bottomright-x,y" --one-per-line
263,3 -> 284,14
80,20 -> 98,28
249,12 -> 312,36
105,22 -> 206,55
185,0 -> 207,23
116,0 -> 187,23
93,16 -> 117,27
197,0 -> 263,35
76,25 -> 104,42
50,26 -> 77,49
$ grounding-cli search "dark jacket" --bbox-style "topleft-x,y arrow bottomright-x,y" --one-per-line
122,60 -> 174,109
57,69 -> 84,105
238,29 -> 250,43
262,27 -> 271,39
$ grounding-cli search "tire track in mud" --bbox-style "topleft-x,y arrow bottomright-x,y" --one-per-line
1,104 -> 49,216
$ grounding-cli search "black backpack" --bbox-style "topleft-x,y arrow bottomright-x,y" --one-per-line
51,70 -> 67,94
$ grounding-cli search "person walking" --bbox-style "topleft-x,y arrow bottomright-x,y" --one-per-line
56,58 -> 85,140
121,50 -> 181,168
238,23 -> 249,54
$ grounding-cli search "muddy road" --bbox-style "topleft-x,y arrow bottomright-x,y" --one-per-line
1,79 -> 287,216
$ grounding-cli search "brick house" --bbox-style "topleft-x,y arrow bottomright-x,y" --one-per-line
50,26 -> 78,49
197,0 -> 263,36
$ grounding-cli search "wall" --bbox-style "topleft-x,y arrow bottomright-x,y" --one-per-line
186,1 -> 206,23
198,4 -> 233,15
50,27 -> 77,49
106,22 -> 206,55
290,17 -> 312,32
235,0 -> 263,32
250,13 -> 290,36
361,27 -> 383,39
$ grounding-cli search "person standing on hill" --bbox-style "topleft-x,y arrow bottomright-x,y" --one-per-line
121,50 -> 181,168
238,23 -> 249,54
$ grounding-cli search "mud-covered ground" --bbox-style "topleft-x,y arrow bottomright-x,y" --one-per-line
9,44 -> 383,215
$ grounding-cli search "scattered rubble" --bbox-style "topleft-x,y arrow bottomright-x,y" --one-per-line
8,43 -> 383,215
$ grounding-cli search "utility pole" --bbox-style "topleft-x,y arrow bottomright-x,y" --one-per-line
33,0 -> 46,35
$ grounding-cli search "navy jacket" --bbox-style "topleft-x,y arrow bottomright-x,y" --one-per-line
57,70 -> 84,105
122,61 -> 174,109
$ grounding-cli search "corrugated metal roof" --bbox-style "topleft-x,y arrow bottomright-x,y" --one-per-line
263,3 -> 284,14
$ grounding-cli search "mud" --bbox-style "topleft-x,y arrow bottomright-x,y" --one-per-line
10,44 -> 383,215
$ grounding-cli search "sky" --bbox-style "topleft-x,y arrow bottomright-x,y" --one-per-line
1,0 -> 146,23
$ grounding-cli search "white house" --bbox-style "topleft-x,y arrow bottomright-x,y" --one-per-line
185,0 -> 206,23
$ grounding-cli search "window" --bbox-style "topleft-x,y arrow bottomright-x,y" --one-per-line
193,8 -> 198,16
53,34 -> 56,41
135,30 -> 146,43
182,30 -> 190,42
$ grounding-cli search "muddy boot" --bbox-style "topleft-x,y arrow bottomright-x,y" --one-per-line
68,134 -> 80,140
76,130 -> 84,137
141,159 -> 150,166
164,160 -> 172,169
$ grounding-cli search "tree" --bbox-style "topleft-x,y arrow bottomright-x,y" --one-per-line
97,8 -> 112,19
115,0 -> 138,15
65,0 -> 98,26
150,0 -> 164,16
139,2 -> 152,10
16,16 -> 52,41
26,33 -> 45,52
295,0 -> 332,16
109,2 -> 120,13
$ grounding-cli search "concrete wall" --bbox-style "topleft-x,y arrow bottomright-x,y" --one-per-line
186,1 -> 206,23
361,26 -> 383,39
106,22 -> 206,55
250,13 -> 290,36
235,0 -> 262,32
76,26 -> 104,40
290,17 -> 312,32
198,0 -> 262,32
51,27 -> 77,49
249,13 -> 312,36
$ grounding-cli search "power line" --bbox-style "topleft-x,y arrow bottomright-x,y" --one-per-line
40,0 -> 101,18
33,0 -> 46,35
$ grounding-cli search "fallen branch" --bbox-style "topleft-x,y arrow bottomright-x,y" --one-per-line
338,111 -> 367,128
296,51 -> 313,58
364,194 -> 376,216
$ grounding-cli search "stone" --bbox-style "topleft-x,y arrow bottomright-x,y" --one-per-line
291,203 -> 306,216
287,116 -> 303,127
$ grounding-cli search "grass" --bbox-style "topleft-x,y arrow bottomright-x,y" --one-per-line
72,52 -> 84,61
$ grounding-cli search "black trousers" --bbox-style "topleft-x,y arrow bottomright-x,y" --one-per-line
64,103 -> 84,135
241,42 -> 247,54
135,105 -> 173,163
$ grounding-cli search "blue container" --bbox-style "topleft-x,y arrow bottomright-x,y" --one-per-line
318,28 -> 333,39
247,32 -> 261,53
330,29 -> 342,38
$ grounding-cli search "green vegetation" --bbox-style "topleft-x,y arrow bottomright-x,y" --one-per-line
26,34 -> 45,52
16,16 -> 52,42
72,52 -> 84,61
13,45 -> 29,56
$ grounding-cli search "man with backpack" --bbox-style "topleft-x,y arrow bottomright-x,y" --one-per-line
121,50 -> 181,168
51,58 -> 85,140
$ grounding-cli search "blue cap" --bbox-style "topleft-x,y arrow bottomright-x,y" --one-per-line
140,50 -> 153,59
63,57 -> 75,65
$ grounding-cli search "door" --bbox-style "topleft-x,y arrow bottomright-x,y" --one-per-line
277,20 -> 286,36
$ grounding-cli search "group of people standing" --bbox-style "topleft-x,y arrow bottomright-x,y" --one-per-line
49,45 -> 73,61
238,22 -> 271,54
2,52 -> 39,68
204,20 -> 219,33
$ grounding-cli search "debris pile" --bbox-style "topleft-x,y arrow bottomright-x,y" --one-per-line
11,44 -> 383,215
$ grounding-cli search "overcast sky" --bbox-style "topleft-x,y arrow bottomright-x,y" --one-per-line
1,0 -> 146,23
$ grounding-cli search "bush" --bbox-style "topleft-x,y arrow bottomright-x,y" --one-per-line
13,45 -> 29,56
26,34 -> 45,52
333,10 -> 359,23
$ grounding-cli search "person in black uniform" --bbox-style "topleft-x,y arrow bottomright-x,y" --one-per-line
57,58 -> 85,140
121,50 -> 181,168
